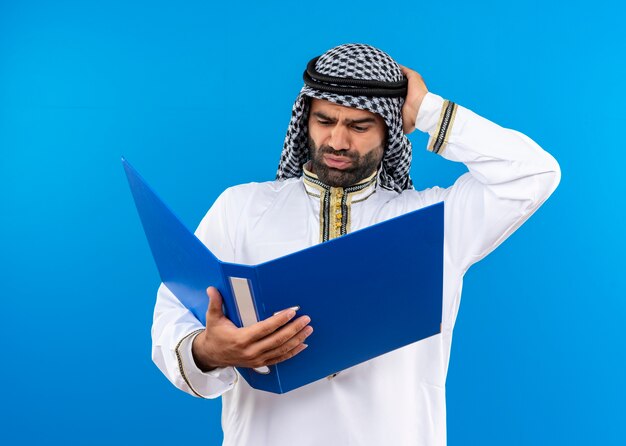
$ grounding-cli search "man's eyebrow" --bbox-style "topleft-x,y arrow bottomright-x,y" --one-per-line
312,111 -> 377,125
345,117 -> 377,125
312,111 -> 335,121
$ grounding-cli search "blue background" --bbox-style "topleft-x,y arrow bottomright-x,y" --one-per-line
1,0 -> 624,444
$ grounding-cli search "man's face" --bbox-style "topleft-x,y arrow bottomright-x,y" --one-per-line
307,98 -> 386,188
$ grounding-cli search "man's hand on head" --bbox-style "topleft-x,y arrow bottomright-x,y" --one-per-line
399,65 -> 428,135
191,287 -> 313,372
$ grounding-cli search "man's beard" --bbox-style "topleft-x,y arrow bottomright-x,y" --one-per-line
308,137 -> 383,188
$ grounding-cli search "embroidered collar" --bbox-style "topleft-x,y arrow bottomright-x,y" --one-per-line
302,165 -> 378,203
302,165 -> 378,242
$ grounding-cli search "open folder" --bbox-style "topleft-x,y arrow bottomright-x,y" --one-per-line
123,158 -> 444,394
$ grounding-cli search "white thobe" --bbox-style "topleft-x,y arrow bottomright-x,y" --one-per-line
151,92 -> 561,446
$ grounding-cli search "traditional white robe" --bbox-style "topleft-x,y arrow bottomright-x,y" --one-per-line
151,92 -> 561,446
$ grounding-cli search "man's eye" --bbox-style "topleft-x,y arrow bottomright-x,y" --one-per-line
352,125 -> 368,132
318,120 -> 332,126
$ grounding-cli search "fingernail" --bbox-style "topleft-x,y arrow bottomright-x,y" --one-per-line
274,306 -> 300,316
305,326 -> 314,336
302,344 -> 308,349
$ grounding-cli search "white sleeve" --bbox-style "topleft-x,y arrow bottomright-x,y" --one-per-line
151,189 -> 239,399
414,92 -> 561,274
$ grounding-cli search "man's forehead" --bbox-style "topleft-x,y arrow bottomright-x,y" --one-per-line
309,98 -> 383,122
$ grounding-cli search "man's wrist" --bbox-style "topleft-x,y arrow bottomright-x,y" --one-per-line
413,92 -> 427,120
191,331 -> 220,372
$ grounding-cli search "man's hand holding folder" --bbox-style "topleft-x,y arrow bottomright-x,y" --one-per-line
192,287 -> 314,372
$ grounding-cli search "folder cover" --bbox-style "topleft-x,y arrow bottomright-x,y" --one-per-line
123,158 -> 444,394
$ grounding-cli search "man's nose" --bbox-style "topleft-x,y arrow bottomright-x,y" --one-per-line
328,125 -> 350,151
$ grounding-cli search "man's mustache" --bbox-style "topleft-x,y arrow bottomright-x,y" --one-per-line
317,145 -> 358,160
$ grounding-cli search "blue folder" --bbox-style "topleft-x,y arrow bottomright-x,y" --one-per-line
123,158 -> 444,394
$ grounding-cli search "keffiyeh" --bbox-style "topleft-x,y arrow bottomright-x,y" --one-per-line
276,43 -> 414,192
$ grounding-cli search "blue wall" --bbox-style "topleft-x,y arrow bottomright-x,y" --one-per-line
1,0 -> 624,444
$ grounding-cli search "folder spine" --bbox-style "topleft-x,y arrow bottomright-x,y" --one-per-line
251,269 -> 284,392
220,264 -> 283,393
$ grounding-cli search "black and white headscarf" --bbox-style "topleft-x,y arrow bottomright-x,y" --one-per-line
276,43 -> 413,192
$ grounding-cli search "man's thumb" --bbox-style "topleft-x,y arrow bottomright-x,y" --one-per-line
206,286 -> 224,318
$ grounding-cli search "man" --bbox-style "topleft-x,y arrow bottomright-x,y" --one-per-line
151,43 -> 560,445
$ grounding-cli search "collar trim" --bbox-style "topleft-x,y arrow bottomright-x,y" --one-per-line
302,165 -> 377,202
302,165 -> 378,242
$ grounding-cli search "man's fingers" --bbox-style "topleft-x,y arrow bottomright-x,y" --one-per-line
206,286 -> 224,318
243,308 -> 299,342
260,324 -> 313,360
252,316 -> 312,355
264,342 -> 309,367
401,64 -> 425,79
399,64 -> 419,79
